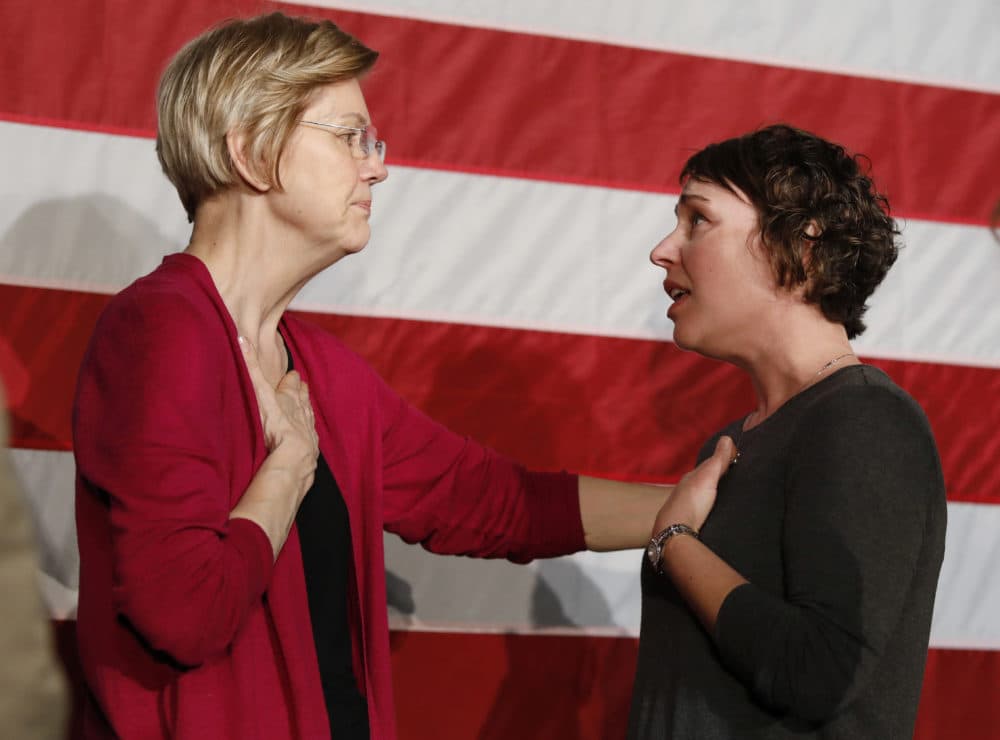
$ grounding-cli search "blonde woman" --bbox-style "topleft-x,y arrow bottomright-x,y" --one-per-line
73,13 -> 668,739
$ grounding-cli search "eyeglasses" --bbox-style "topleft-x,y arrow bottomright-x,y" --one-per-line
299,120 -> 386,162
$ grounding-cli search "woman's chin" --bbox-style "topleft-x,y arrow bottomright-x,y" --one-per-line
336,228 -> 372,256
671,326 -> 697,352
342,240 -> 369,255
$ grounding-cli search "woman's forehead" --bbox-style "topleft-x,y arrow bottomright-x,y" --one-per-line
305,79 -> 371,122
681,178 -> 752,208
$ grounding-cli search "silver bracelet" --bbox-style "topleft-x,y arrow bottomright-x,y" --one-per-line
646,523 -> 700,575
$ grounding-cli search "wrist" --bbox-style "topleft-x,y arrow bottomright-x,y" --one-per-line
646,523 -> 699,575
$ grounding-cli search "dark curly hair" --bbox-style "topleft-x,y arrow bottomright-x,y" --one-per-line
681,124 -> 900,339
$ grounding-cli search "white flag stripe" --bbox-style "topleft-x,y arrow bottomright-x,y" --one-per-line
9,448 -> 79,618
288,0 -> 1000,94
9,448 -> 1000,648
930,502 -> 1000,650
3,122 -> 999,368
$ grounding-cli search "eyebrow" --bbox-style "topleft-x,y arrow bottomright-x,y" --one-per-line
674,192 -> 710,215
335,112 -> 370,126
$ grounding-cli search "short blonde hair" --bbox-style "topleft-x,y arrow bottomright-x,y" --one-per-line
156,12 -> 378,222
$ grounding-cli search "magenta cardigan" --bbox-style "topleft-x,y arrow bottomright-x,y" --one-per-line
73,254 -> 585,739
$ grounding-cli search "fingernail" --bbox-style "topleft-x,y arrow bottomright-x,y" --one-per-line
238,335 -> 249,353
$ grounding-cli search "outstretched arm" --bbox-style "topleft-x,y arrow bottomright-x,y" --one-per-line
578,477 -> 675,551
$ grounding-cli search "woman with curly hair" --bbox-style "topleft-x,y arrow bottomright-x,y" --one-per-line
630,125 -> 946,738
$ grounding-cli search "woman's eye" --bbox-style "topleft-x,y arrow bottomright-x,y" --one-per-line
690,212 -> 706,227
338,132 -> 359,146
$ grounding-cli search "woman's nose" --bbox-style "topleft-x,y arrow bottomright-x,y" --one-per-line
650,231 -> 679,268
361,153 -> 388,184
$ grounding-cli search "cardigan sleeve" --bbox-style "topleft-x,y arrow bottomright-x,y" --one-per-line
712,383 -> 945,722
73,288 -> 273,667
373,372 -> 586,562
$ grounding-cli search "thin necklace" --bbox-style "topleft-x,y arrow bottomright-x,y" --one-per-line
730,352 -> 855,465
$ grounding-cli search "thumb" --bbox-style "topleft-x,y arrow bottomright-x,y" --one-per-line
703,435 -> 737,479
714,435 -> 736,464
239,336 -> 268,384
238,335 -> 257,369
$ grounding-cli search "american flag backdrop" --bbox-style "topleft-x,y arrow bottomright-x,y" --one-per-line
2,1 -> 999,737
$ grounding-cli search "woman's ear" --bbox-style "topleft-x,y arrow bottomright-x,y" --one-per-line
225,129 -> 272,193
795,221 -> 822,293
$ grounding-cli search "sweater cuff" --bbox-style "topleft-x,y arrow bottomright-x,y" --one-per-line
523,471 -> 587,558
227,517 -> 274,599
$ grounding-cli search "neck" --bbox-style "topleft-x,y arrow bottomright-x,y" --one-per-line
741,317 -> 857,429
184,195 -> 320,383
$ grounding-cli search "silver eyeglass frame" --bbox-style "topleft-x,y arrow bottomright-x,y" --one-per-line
298,120 -> 386,162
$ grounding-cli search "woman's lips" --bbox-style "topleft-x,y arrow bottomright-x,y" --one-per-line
663,281 -> 691,320
664,285 -> 691,320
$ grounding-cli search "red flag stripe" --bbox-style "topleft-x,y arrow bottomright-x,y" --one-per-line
2,0 -> 997,226
51,621 -> 997,740
4,282 -> 998,504
388,631 -> 1000,740
387,632 -> 1000,740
